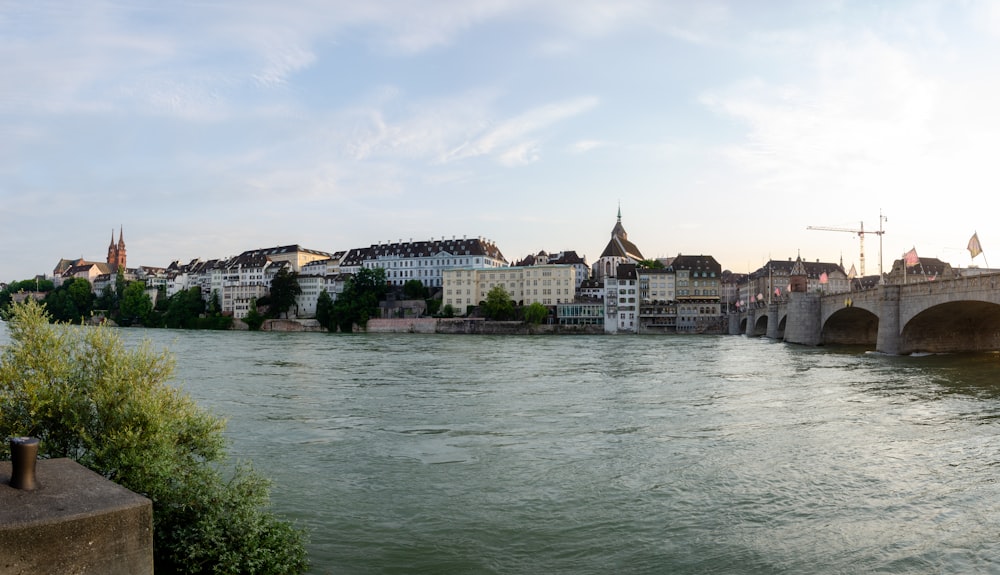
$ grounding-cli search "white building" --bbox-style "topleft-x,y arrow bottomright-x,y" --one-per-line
605,264 -> 638,333
342,236 -> 508,288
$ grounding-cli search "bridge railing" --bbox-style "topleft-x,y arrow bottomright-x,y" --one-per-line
897,271 -> 1000,297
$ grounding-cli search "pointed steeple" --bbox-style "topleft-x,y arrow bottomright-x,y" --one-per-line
611,205 -> 627,240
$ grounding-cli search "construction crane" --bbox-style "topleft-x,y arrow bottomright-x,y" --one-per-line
807,214 -> 886,277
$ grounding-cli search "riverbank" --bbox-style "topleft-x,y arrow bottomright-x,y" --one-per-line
248,317 -> 605,334
367,318 -> 605,334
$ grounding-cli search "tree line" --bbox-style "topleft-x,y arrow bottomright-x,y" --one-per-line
2,267 -> 553,332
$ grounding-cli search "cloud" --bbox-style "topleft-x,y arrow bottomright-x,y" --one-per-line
498,141 -> 541,166
252,43 -> 317,87
443,96 -> 599,164
571,139 -> 608,153
701,33 -> 936,197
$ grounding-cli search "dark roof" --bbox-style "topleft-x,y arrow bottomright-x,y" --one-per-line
343,238 -> 506,265
514,250 -> 587,267
752,258 -> 845,280
600,214 -> 643,261
550,250 -> 586,265
889,256 -> 952,276
600,234 -> 644,260
615,264 -> 638,280
668,254 -> 721,274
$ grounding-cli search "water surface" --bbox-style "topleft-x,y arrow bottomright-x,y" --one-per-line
5,325 -> 1000,574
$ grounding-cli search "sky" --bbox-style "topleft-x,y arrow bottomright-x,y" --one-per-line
3,0 -> 1000,283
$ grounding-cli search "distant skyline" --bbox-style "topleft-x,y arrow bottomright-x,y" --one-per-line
3,1 -> 999,283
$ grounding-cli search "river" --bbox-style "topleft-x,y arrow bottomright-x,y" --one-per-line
4,325 -> 1000,574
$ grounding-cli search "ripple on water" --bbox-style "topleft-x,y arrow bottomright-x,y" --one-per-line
97,328 -> 1000,575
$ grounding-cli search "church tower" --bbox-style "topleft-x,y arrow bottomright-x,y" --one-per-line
593,206 -> 644,281
107,226 -> 127,272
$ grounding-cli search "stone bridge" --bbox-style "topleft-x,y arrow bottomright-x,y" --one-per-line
732,272 -> 1000,354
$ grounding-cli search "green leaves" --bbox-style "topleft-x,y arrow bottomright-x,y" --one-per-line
330,267 -> 388,332
0,299 -> 307,574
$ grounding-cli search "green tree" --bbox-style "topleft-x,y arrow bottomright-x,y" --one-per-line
208,289 -> 222,315
315,289 -> 335,331
330,268 -> 388,332
441,303 -> 456,318
639,259 -> 665,269
0,300 -> 308,574
482,285 -> 515,320
0,278 -> 54,314
163,287 -> 205,329
115,267 -> 127,299
244,298 -> 265,331
43,277 -> 94,323
425,298 -> 442,317
524,302 -> 549,325
402,279 -> 429,300
269,268 -> 302,319
94,284 -> 117,315
119,281 -> 153,326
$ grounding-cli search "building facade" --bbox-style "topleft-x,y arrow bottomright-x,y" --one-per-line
342,236 -> 507,289
441,264 -> 577,312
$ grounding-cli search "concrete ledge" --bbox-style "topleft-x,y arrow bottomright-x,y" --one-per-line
0,458 -> 153,575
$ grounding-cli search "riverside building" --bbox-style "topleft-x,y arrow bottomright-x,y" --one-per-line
341,236 -> 507,289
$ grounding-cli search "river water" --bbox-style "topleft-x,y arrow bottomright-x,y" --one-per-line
4,326 -> 1000,574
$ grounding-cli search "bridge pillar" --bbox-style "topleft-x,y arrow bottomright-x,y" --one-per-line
876,285 -> 901,355
784,292 -> 821,345
766,302 -> 782,339
743,308 -> 756,336
728,312 -> 742,335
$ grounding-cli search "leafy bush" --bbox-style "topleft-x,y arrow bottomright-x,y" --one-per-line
524,302 -> 549,325
0,299 -> 307,574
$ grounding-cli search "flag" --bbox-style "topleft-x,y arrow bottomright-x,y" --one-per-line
819,272 -> 828,284
774,287 -> 781,297
848,264 -> 856,279
968,232 -> 983,259
904,247 -> 919,267
929,274 -> 937,281
756,293 -> 764,301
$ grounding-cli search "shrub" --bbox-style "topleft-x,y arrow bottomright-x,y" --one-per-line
0,299 -> 307,574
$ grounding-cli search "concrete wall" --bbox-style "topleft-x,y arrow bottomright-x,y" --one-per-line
0,458 -> 153,575
263,318 -> 324,332
366,318 -> 439,333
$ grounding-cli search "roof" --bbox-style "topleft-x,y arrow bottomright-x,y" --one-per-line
615,263 -> 638,280
343,237 -> 507,265
600,234 -> 644,260
668,254 -> 721,274
752,258 -> 845,280
600,212 -> 644,261
514,250 -> 587,267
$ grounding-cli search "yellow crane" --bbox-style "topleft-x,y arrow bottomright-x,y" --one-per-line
807,213 -> 886,277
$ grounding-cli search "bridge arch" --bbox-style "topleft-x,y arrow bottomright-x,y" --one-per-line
750,314 -> 767,337
900,300 -> 1000,353
822,307 -> 879,346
